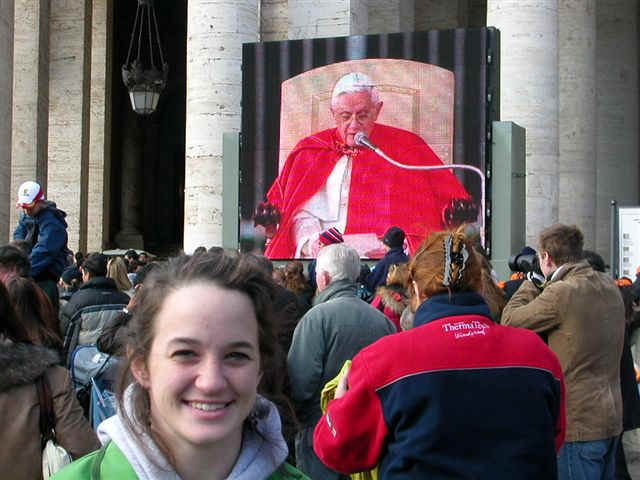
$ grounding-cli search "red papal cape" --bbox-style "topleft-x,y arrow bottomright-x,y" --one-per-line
264,123 -> 470,259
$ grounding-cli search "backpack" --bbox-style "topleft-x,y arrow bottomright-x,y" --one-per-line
90,365 -> 119,430
69,344 -> 117,425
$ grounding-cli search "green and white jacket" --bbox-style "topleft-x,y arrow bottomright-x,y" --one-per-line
52,392 -> 308,480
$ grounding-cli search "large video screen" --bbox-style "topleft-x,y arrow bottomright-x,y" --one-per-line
240,28 -> 499,259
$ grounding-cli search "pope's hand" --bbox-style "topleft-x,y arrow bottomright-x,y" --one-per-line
442,198 -> 479,228
254,201 -> 281,238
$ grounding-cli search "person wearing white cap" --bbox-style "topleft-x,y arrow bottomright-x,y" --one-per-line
13,180 -> 70,309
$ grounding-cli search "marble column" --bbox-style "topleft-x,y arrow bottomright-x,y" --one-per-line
415,0 -> 469,31
114,109 -> 144,250
87,0 -> 113,253
487,0 -> 559,246
558,0 -> 596,248
595,0 -> 639,257
10,0 -> 49,238
288,0 -> 368,39
368,0 -> 414,34
184,1 -> 259,252
0,0 -> 14,241
48,0 -> 92,253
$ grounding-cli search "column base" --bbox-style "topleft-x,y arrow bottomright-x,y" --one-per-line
115,230 -> 144,250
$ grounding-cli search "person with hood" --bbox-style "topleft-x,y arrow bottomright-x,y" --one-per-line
370,263 -> 409,332
53,252 -> 308,480
13,180 -> 70,308
313,228 -> 566,478
58,266 -> 83,308
0,278 -> 99,480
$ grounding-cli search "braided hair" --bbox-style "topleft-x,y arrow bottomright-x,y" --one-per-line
409,226 -> 482,301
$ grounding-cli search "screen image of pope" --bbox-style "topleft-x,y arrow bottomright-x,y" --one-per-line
254,72 -> 478,259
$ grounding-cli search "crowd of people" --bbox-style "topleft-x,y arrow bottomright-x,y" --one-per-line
3,178 -> 640,480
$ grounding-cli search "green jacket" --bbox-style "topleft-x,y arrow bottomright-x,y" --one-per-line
52,441 -> 309,480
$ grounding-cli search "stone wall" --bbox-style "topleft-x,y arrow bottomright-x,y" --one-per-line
0,0 -> 14,241
261,0 -> 288,41
368,0 -> 414,34
595,0 -> 639,257
289,0 -> 368,39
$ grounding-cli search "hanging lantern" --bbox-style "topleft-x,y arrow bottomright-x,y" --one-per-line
122,0 -> 169,115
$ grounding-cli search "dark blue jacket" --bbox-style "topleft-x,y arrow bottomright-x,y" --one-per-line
314,292 -> 566,479
13,204 -> 69,280
364,247 -> 408,293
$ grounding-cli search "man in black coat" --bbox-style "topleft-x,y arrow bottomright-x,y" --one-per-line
59,253 -> 130,335
364,226 -> 408,294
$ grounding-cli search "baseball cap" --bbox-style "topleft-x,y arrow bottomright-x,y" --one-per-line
16,181 -> 44,208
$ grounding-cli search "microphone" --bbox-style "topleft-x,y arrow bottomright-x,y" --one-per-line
354,132 -> 379,152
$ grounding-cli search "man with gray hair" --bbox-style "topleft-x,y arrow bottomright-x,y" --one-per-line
257,71 -> 474,259
287,243 -> 395,478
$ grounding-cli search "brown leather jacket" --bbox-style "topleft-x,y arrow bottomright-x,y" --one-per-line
0,339 -> 100,479
502,261 -> 625,442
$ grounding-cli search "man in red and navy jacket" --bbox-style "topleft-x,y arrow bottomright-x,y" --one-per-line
313,291 -> 566,479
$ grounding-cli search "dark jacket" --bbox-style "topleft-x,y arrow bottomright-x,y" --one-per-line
0,339 -> 99,479
59,277 -> 130,336
314,292 -> 565,479
287,279 -> 395,428
502,261 -> 625,442
364,247 -> 408,293
13,202 -> 70,280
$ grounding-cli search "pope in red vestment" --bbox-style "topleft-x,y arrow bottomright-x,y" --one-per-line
262,122 -> 471,259
256,72 -> 475,259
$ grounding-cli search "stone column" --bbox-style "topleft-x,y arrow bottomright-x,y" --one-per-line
595,0 -> 639,257
415,0 -> 469,31
184,1 -> 259,252
0,1 -> 14,241
368,0 -> 414,34
87,0 -> 113,252
48,0 -> 92,253
288,0 -> 368,39
114,109 -> 144,250
558,0 -> 596,247
10,0 -> 49,238
487,0 -> 559,246
262,0 -> 288,41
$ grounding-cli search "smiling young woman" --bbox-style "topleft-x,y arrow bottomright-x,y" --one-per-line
53,252 -> 308,480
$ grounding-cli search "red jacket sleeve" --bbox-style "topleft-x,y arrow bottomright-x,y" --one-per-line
313,350 -> 389,474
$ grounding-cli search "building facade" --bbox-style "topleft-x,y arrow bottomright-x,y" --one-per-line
0,0 -> 637,262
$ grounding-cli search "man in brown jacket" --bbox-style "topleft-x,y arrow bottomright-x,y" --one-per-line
502,224 -> 625,479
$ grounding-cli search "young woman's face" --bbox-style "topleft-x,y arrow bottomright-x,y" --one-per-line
132,282 -> 261,452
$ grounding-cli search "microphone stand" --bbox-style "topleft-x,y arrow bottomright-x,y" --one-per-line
357,136 -> 486,248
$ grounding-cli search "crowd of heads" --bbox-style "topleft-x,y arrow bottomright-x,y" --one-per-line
1,219 -> 632,477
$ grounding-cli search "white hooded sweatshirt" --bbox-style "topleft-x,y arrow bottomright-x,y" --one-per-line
97,388 -> 289,480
